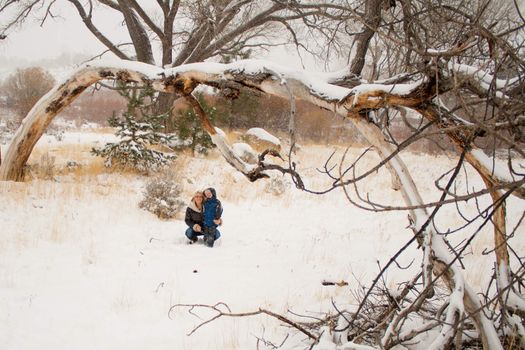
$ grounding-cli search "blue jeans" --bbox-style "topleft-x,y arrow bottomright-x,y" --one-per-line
185,227 -> 221,242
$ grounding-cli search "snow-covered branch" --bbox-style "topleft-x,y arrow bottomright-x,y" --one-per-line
0,58 -> 431,181
447,62 -> 520,99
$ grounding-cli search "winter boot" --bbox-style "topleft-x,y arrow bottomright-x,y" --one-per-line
205,234 -> 215,247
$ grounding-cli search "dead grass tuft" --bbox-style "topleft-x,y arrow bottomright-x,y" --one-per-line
88,127 -> 115,134
69,159 -> 108,178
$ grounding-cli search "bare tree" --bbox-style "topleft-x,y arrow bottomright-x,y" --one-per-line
0,0 -> 524,349
0,0 -> 353,121
0,1 -> 353,66
2,66 -> 56,120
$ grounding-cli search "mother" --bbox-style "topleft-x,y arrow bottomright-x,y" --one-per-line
184,191 -> 221,245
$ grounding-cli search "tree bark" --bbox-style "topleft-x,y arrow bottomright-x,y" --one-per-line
346,113 -> 502,350
116,0 -> 154,64
67,0 -> 129,60
349,0 -> 383,77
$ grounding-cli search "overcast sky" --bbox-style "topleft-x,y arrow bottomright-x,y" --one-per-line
1,5 -> 128,62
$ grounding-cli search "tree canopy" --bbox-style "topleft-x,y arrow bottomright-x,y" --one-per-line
0,0 -> 351,66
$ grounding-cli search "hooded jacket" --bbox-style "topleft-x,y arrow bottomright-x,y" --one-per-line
202,187 -> 223,228
185,199 -> 203,229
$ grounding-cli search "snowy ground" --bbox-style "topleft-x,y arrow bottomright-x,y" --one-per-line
0,131 -> 524,349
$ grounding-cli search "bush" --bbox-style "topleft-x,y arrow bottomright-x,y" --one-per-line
139,173 -> 185,219
23,152 -> 56,180
264,176 -> 289,196
46,124 -> 65,141
0,118 -> 17,145
3,67 -> 56,120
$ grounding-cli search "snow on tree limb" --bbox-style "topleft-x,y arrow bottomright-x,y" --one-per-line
448,62 -> 520,97
0,58 -> 431,181
1,58 -> 524,203
418,106 -> 525,201
468,149 -> 525,200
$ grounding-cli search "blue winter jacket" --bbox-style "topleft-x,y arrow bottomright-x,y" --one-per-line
203,188 -> 223,228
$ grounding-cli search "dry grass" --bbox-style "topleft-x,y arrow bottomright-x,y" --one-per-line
4,124 -> 463,189
69,160 -> 108,178
8,233 -> 34,252
86,126 -> 115,134
223,128 -> 247,143
30,143 -> 90,162
112,287 -> 137,312
219,321 -> 241,350
8,127 -> 448,204
25,140 -> 153,181
0,173 -> 141,270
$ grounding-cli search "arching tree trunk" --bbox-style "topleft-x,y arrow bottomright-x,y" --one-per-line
0,65 -> 164,180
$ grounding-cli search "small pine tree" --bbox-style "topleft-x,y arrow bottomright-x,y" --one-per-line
174,92 -> 220,155
92,83 -> 175,172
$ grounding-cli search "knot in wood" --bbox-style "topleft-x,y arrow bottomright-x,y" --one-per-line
116,70 -> 132,82
98,70 -> 115,79
163,75 -> 196,94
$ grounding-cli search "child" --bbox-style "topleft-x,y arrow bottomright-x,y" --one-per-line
202,187 -> 223,247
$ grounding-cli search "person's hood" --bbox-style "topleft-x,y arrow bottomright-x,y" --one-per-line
205,187 -> 217,199
188,199 -> 202,212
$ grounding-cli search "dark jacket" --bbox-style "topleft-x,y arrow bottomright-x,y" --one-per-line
203,188 -> 222,228
185,201 -> 203,229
